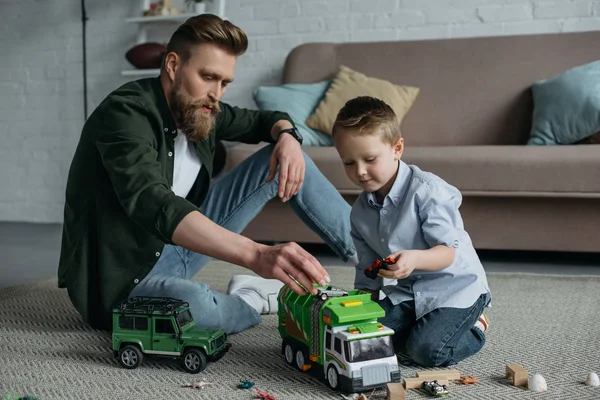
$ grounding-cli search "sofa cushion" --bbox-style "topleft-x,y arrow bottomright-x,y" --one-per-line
252,81 -> 333,147
225,144 -> 600,195
305,65 -> 419,135
528,60 -> 600,145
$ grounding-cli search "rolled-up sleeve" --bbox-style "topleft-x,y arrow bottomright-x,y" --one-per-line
95,99 -> 197,243
351,213 -> 383,292
417,181 -> 462,249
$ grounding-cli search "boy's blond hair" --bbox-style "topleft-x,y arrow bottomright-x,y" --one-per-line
332,96 -> 402,145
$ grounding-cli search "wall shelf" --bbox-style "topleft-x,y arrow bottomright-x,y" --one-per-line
121,69 -> 161,77
125,13 -> 196,24
122,0 -> 227,77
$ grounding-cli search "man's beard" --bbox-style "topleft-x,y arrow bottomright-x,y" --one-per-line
169,78 -> 220,142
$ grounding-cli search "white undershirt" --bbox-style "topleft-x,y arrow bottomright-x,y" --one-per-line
172,130 -> 202,198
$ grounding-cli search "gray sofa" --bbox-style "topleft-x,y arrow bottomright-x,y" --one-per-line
225,30 -> 600,253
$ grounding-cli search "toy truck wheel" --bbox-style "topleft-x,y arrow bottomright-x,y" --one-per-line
326,365 -> 340,390
118,344 -> 143,369
295,348 -> 309,371
283,340 -> 295,366
181,348 -> 207,374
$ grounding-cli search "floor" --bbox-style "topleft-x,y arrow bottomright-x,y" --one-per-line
1,222 -> 599,289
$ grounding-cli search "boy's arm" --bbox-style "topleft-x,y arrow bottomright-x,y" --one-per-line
417,180 -> 463,269
215,102 -> 296,144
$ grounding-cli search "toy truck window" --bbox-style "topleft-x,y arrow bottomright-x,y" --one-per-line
118,316 -> 148,331
176,310 -> 193,327
325,331 -> 332,350
347,336 -> 394,363
334,337 -> 342,354
155,318 -> 175,334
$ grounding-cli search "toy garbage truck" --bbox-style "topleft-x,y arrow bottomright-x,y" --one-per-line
277,285 -> 401,392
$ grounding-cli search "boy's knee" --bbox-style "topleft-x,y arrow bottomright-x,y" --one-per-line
406,338 -> 447,368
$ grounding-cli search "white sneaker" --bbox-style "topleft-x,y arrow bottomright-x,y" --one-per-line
227,275 -> 284,314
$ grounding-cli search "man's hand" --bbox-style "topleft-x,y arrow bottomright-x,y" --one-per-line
378,250 -> 420,280
266,131 -> 305,203
249,242 -> 330,295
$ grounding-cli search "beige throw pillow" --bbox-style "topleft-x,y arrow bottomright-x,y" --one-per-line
306,65 -> 420,135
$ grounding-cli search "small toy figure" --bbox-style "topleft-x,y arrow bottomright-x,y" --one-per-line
364,257 -> 397,279
254,388 -> 276,400
182,379 -> 212,390
238,379 -> 255,389
421,380 -> 449,396
458,376 -> 478,385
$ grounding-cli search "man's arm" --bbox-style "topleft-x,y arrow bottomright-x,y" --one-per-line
215,102 -> 296,143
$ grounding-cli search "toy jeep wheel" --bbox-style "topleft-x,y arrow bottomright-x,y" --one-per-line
327,365 -> 340,390
118,344 -> 143,369
181,348 -> 207,373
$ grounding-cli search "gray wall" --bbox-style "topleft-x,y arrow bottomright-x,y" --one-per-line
2,0 -> 599,223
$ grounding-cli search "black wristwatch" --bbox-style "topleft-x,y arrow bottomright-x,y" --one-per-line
277,127 -> 303,145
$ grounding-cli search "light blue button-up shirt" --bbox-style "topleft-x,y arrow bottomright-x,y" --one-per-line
351,160 -> 491,320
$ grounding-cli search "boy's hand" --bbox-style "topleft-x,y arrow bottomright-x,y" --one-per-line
378,250 -> 420,279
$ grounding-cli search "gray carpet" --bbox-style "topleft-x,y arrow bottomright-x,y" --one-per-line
1,261 -> 600,400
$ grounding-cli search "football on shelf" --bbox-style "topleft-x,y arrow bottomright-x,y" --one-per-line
125,42 -> 167,69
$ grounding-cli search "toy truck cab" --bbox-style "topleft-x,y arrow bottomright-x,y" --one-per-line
322,321 -> 399,392
112,297 -> 231,373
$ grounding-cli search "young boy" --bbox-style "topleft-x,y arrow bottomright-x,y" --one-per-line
332,96 -> 491,368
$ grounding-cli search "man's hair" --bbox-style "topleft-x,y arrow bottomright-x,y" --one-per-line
332,96 -> 402,145
164,14 -> 248,66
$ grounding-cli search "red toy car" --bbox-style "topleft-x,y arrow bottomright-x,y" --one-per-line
364,257 -> 397,279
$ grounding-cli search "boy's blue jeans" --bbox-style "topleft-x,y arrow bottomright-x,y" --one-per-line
377,293 -> 489,367
129,144 -> 356,334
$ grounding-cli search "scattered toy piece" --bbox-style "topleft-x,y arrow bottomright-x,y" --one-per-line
403,377 -> 448,389
386,382 -> 406,400
182,379 -> 212,390
458,376 -> 478,385
238,379 -> 255,389
421,380 -> 449,396
586,372 -> 600,387
254,388 -> 276,400
417,369 -> 461,381
528,374 -> 547,392
506,364 -> 528,387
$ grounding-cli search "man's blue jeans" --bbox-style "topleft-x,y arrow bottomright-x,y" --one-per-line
129,144 -> 356,334
377,293 -> 489,367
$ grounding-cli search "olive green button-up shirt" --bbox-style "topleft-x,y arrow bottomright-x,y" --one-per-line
57,77 -> 294,331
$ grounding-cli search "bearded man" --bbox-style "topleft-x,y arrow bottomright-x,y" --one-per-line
57,14 -> 357,334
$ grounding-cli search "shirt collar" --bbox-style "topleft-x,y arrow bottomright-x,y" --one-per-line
367,160 -> 412,208
151,77 -> 178,139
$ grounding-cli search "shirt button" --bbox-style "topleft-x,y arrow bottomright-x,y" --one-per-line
134,279 -> 139,284
382,210 -> 387,214
380,238 -> 385,242
155,252 -> 160,257
168,151 -> 173,157
416,292 -> 421,296
417,275 -> 422,279
164,128 -> 168,132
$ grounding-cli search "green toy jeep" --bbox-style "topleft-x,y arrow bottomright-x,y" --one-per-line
112,297 -> 231,373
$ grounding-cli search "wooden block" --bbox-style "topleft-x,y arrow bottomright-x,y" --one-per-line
387,383 -> 406,400
416,369 -> 461,380
506,364 -> 528,387
403,377 -> 449,389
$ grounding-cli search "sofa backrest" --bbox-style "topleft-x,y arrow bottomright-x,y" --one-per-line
283,31 -> 600,146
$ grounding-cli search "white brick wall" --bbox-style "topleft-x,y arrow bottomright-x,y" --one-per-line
2,0 -> 600,223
